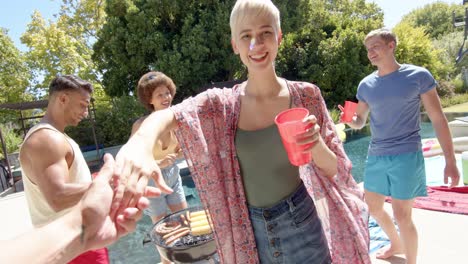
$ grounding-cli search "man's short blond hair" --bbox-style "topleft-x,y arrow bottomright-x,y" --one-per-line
229,0 -> 281,40
364,28 -> 398,46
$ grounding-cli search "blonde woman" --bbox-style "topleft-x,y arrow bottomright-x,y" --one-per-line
118,1 -> 370,263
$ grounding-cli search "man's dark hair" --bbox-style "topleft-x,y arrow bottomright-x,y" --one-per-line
49,75 -> 93,96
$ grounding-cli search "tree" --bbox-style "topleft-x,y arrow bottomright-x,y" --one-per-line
0,28 -> 34,124
393,21 -> 453,81
20,0 -> 107,102
432,31 -> 467,76
400,2 -> 465,39
277,0 -> 383,106
0,29 -> 32,104
94,0 -> 384,107
94,0 -> 241,99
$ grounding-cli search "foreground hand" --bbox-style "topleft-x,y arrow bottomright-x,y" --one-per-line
79,154 -> 150,251
114,140 -> 173,217
295,115 -> 322,153
444,162 -> 460,188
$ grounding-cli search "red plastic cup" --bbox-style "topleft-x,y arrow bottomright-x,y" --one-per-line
275,108 -> 313,166
341,101 -> 358,123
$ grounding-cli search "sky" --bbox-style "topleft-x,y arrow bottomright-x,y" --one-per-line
0,0 -> 465,52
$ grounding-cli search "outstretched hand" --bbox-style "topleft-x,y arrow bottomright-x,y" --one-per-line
113,140 -> 173,218
79,154 -> 150,251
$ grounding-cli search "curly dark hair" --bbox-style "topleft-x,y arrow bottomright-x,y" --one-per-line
137,71 -> 176,111
49,75 -> 93,96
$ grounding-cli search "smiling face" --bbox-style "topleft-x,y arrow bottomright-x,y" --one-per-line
230,0 -> 282,74
231,14 -> 281,73
150,85 -> 173,111
364,35 -> 395,68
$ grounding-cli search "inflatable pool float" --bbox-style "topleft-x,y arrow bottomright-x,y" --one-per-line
422,137 -> 468,157
336,123 -> 346,142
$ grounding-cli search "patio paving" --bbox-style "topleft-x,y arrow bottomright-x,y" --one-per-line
370,202 -> 467,264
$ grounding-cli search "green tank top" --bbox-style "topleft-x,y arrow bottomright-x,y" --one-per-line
235,125 -> 301,208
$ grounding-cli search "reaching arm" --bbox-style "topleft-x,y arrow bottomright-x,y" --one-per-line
20,129 -> 90,212
131,115 -> 178,169
422,89 -> 460,187
0,154 -> 149,264
114,108 -> 176,213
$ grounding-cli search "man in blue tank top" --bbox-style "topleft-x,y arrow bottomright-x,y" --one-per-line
342,28 -> 460,264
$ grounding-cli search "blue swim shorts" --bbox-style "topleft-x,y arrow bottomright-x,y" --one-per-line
364,151 -> 427,200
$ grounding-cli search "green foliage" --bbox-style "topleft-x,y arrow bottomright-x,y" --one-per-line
436,80 -> 455,97
400,2 -> 464,39
452,74 -> 466,93
0,28 -> 33,122
397,2 -> 466,82
96,96 -> 145,146
393,22 -> 453,81
0,123 -> 23,159
277,0 -> 383,107
21,0 -> 108,102
439,92 -> 468,108
328,108 -> 341,124
66,95 -> 145,147
94,0 -> 240,98
433,31 -> 467,78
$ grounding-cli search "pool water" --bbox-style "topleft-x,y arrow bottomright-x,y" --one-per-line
344,112 -> 467,183
109,112 -> 465,263
344,122 -> 436,183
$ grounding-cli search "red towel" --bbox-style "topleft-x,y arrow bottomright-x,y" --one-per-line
429,185 -> 468,194
385,186 -> 468,215
68,247 -> 109,264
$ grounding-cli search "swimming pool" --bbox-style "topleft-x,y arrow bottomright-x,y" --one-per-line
344,112 -> 467,183
108,112 -> 466,263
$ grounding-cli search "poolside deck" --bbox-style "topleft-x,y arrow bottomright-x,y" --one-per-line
370,202 -> 467,264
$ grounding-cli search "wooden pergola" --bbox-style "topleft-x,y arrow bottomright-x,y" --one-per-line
0,99 -> 100,192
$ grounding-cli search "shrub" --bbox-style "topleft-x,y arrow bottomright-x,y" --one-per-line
0,123 -> 22,159
66,96 -> 145,148
436,80 -> 455,97
439,92 -> 468,108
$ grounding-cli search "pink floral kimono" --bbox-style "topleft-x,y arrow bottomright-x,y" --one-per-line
172,81 -> 370,264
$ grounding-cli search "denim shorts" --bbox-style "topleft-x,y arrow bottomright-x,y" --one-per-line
145,162 -> 186,217
248,182 -> 331,264
364,151 -> 427,200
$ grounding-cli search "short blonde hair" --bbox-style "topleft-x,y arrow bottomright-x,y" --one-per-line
364,28 -> 398,46
136,71 -> 176,111
229,0 -> 281,40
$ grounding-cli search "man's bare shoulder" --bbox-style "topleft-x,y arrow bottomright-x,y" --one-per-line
21,128 -> 71,160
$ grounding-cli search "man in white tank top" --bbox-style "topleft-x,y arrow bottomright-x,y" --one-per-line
19,75 -> 110,264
